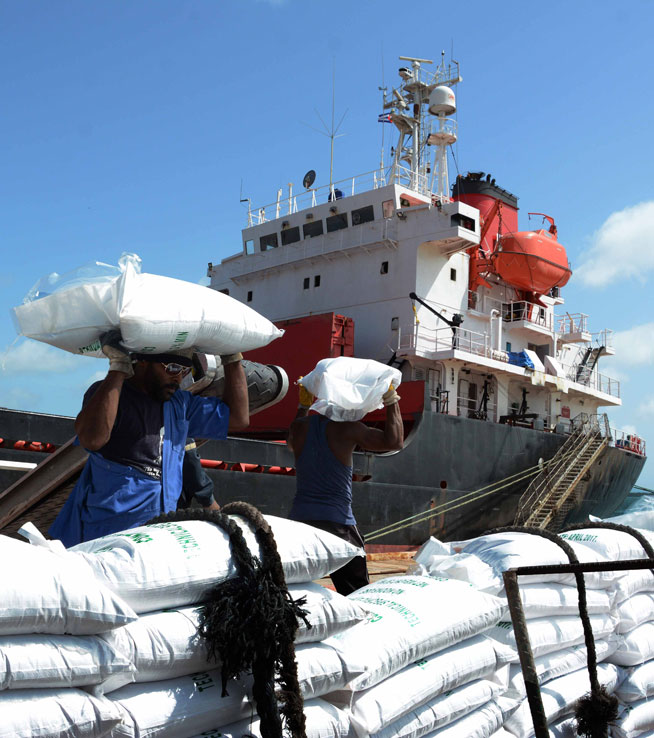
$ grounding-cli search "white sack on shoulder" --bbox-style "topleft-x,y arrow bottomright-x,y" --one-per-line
324,575 -> 506,692
13,253 -> 283,357
301,356 -> 401,422
69,516 -> 362,612
0,687 -> 122,738
0,534 -> 136,635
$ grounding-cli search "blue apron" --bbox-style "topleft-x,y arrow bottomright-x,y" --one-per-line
49,390 -> 229,547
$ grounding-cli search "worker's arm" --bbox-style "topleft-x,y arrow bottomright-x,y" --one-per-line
75,331 -> 132,450
221,354 -> 249,431
75,372 -> 126,450
344,386 -> 404,453
286,382 -> 314,453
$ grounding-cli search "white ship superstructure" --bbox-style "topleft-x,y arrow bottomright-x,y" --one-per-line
209,55 -> 632,450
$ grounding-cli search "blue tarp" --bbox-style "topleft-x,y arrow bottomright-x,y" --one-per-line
506,350 -> 535,370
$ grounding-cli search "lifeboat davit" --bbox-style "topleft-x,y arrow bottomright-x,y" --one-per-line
491,215 -> 571,294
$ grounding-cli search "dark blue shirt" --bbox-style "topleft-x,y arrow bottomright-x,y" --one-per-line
290,415 -> 356,526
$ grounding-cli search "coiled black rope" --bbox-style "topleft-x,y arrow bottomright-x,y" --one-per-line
564,522 -> 654,735
147,504 -> 308,738
487,525 -> 618,738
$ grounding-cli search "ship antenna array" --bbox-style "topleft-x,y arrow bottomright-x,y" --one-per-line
301,62 -> 348,191
385,53 -> 461,199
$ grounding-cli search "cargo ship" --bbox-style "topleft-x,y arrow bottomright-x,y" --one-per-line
0,55 -> 646,545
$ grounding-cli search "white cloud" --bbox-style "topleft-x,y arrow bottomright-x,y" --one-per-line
639,397 -> 654,416
575,201 -> 654,287
611,322 -> 654,367
0,386 -> 41,410
1,341 -> 84,375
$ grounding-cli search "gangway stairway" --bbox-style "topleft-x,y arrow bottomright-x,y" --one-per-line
514,414 -> 611,530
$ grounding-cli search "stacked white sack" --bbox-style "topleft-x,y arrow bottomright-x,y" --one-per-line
300,356 -> 401,422
12,252 -> 283,357
321,574 -> 508,737
62,515 -> 365,736
557,527 -> 654,737
412,531 -> 624,735
0,534 -> 137,738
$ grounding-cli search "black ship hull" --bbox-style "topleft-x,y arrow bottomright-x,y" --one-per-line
0,399 -> 645,546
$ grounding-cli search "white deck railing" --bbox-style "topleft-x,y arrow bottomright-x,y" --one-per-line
611,427 -> 647,456
246,169 -> 389,226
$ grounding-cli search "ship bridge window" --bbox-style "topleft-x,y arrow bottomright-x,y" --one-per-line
281,226 -> 300,245
303,220 -> 324,239
327,212 -> 348,232
245,239 -> 254,255
247,291 -> 253,302
260,233 -> 279,251
219,288 -> 230,295
450,213 -> 476,232
351,205 -> 374,225
303,277 -> 310,289
381,261 -> 389,274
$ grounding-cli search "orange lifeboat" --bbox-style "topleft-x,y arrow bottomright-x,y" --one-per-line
491,214 -> 572,295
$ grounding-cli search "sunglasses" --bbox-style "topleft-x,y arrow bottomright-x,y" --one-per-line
160,362 -> 192,377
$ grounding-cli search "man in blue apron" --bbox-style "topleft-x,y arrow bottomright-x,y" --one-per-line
287,383 -> 403,595
49,332 -> 249,547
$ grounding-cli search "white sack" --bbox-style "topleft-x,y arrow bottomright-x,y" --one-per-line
612,569 -> 654,603
0,633 -> 134,692
200,698 -> 354,738
487,613 -> 617,663
419,700 -> 504,738
458,532 -> 615,593
615,591 -> 654,633
108,670 -> 252,738
69,516 -> 362,612
301,356 -> 401,422
607,621 -> 654,665
616,660 -> 654,702
13,253 -> 283,357
100,604 -> 359,699
503,663 -> 621,738
327,634 -> 497,736
504,638 -> 618,698
0,687 -> 122,738
547,717 -> 579,737
324,575 -> 506,691
501,582 -> 613,619
560,527 -> 654,569
602,511 -> 654,531
413,549 -> 498,592
290,582 -> 367,644
0,534 -> 136,635
370,679 -> 501,738
613,698 -> 654,738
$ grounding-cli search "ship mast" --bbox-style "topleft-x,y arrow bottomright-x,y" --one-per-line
385,54 -> 461,199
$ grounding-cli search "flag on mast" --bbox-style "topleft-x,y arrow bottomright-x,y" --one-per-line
377,113 -> 393,123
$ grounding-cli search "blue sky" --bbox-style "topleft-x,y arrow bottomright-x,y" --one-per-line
1,0 -> 653,488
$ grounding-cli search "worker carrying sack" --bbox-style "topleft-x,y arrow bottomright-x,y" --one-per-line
12,252 -> 283,357
300,356 -> 402,422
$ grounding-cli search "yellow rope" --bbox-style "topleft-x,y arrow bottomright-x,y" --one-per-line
365,446 -> 582,541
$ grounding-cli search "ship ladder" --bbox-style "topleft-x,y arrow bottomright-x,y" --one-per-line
514,413 -> 611,531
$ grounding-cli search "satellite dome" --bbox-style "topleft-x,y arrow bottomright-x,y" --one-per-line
428,86 -> 456,116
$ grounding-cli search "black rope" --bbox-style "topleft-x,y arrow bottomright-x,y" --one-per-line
486,526 -> 618,738
147,505 -> 308,738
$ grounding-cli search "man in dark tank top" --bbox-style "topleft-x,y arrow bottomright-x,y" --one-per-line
287,383 -> 403,595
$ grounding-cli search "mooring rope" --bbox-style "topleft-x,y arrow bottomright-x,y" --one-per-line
147,504 -> 308,738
